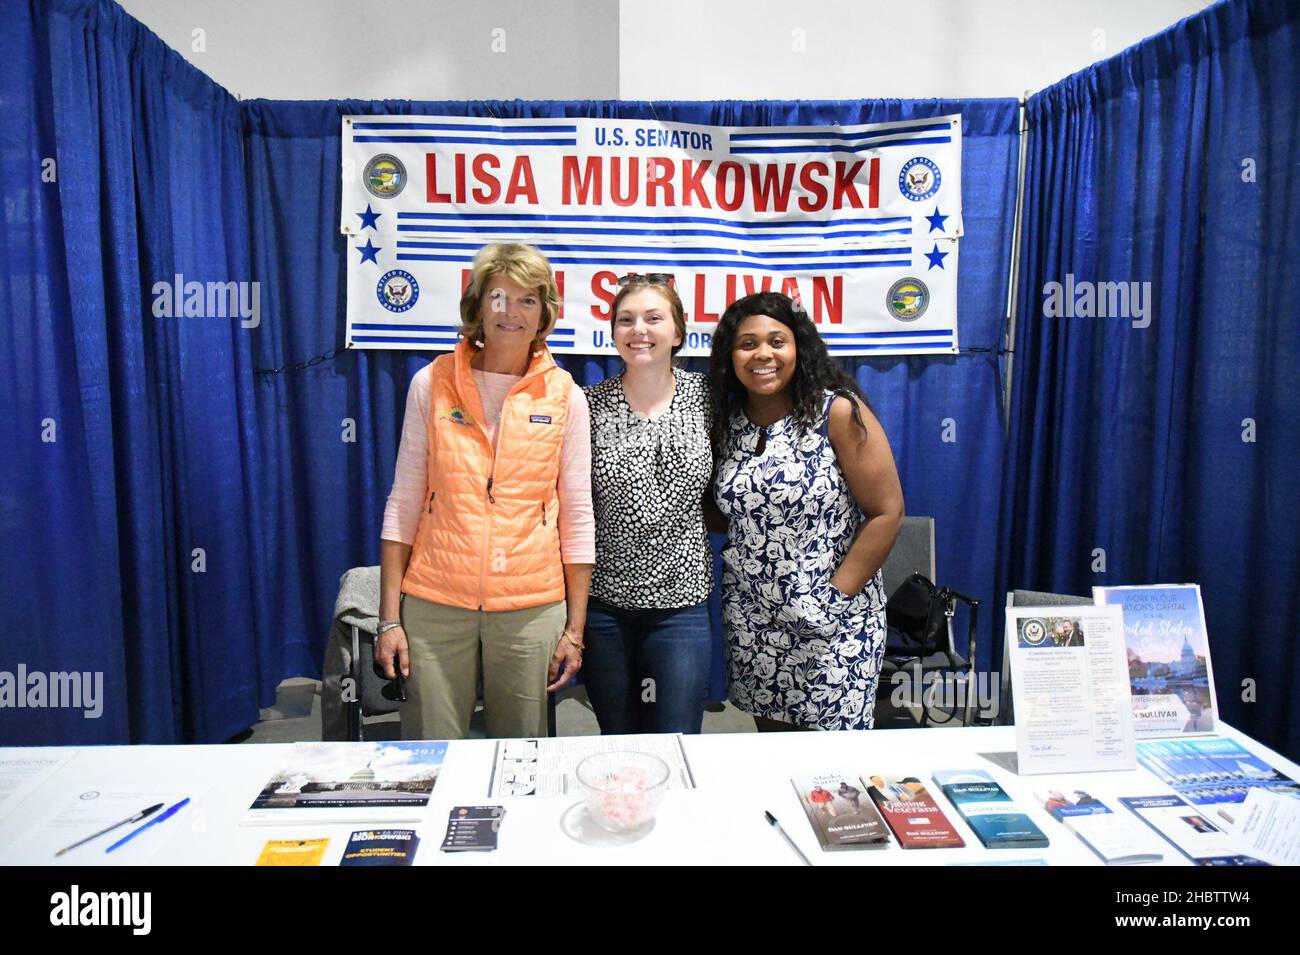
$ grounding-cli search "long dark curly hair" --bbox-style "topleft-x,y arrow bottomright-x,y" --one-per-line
708,291 -> 871,454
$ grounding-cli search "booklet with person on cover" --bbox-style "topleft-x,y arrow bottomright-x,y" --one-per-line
792,773 -> 890,850
1119,795 -> 1266,866
865,773 -> 965,848
932,770 -> 1049,849
1037,788 -> 1163,864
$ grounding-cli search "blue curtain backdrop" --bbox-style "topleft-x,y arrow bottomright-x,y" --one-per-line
0,0 -> 273,745
242,98 -> 1019,705
1001,0 -> 1300,757
15,0 -> 1296,754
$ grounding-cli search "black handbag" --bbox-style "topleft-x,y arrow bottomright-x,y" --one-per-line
885,572 -> 950,658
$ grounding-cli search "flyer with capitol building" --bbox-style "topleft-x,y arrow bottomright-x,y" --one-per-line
1094,584 -> 1219,739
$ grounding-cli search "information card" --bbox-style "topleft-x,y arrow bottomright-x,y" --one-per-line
1006,604 -> 1136,775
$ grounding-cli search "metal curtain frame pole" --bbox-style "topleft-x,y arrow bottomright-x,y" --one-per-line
1002,92 -> 1032,431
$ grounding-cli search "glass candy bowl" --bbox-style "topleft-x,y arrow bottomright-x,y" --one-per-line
574,751 -> 670,832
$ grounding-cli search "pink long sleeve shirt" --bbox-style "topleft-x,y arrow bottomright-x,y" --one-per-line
382,364 -> 596,564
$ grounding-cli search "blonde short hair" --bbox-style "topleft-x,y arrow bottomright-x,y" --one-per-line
459,243 -> 561,345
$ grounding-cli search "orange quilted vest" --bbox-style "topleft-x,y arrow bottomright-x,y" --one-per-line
402,339 -> 573,611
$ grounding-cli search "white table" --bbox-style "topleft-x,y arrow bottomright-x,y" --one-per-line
1,724 -> 1294,866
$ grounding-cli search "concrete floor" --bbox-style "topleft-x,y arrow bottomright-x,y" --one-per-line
240,676 -> 955,743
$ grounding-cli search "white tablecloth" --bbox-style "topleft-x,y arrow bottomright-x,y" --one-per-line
1,723 -> 1294,866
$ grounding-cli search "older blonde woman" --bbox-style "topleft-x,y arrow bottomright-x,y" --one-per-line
376,243 -> 593,740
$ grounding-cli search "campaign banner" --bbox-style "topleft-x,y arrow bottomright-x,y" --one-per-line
341,114 -> 963,356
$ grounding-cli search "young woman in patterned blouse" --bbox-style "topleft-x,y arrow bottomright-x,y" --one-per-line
582,275 -> 714,734
707,292 -> 905,731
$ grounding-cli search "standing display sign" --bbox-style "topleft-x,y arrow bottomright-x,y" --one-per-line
1005,604 -> 1137,775
1094,584 -> 1219,739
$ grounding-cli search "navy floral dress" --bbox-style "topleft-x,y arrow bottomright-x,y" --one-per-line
714,391 -> 888,730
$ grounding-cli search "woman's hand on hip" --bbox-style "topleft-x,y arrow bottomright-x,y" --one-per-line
374,626 -> 410,679
546,629 -> 583,692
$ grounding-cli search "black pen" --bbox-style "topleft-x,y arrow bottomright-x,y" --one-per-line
765,810 -> 812,866
55,803 -> 164,857
393,652 -> 408,702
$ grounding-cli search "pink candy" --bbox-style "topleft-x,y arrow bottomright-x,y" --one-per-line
577,752 -> 669,832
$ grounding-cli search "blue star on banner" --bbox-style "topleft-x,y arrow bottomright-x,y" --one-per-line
925,243 -> 949,270
356,204 -> 381,230
356,239 -> 381,264
925,207 -> 949,233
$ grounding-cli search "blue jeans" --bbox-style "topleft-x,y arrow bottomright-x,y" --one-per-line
582,596 -> 712,735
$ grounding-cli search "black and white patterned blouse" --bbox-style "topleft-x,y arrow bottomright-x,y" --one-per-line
584,368 -> 714,609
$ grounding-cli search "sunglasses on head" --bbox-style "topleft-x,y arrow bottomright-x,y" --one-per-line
616,273 -> 675,287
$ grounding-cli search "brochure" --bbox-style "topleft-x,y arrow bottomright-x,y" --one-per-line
1119,795 -> 1266,865
1094,584 -> 1218,737
340,829 -> 420,866
792,773 -> 890,850
255,838 -> 330,866
864,773 -> 964,848
243,741 -> 447,825
1005,604 -> 1136,774
1036,788 -> 1163,864
932,770 -> 1049,849
1136,737 -> 1297,805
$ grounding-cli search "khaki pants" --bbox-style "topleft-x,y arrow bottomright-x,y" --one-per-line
399,594 -> 566,740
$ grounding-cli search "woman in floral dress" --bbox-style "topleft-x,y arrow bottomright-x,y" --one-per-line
707,292 -> 905,731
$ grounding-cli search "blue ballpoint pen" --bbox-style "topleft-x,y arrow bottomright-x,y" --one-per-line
105,798 -> 190,854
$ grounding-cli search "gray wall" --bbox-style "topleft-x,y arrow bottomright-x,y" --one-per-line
116,0 -> 620,100
118,0 -> 1215,101
620,0 -> 1218,100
